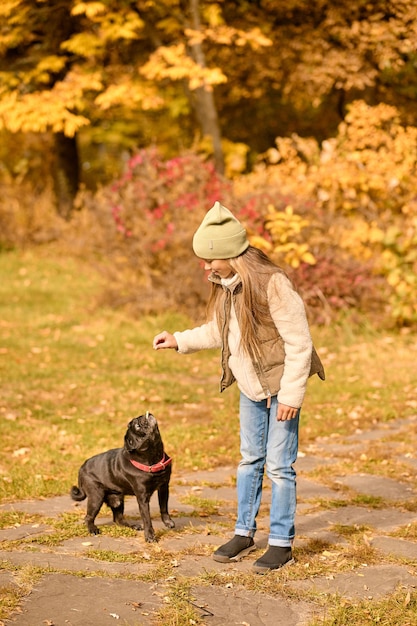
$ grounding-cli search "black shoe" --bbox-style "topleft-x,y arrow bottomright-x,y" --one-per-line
252,546 -> 294,573
213,535 -> 256,563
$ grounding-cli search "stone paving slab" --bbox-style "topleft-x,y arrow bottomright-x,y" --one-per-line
1,550 -> 155,576
371,536 -> 417,560
188,584 -> 313,626
296,505 -> 417,535
0,495 -> 74,516
297,478 -> 344,501
335,474 -> 416,501
0,524 -> 51,542
291,564 -> 416,600
0,570 -> 14,587
307,442 -> 365,457
399,454 -> 417,470
6,574 -> 163,626
294,455 -> 338,472
175,467 -> 235,485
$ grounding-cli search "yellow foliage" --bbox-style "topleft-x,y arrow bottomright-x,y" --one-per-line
71,3 -> 144,41
0,0 -> 21,16
250,100 -> 417,323
0,2 -> 30,54
36,55 -> 67,75
206,26 -> 235,45
197,137 -> 248,177
203,4 -> 224,28
223,141 -> 249,177
94,81 -> 164,111
0,70 -> 102,135
184,28 -> 206,46
236,27 -> 273,50
101,11 -> 145,41
71,2 -> 106,18
249,235 -> 273,254
141,44 -> 227,89
263,204 -> 316,268
0,92 -> 90,136
155,16 -> 182,36
61,33 -> 103,58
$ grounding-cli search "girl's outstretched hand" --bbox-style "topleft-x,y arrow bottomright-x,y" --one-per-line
153,331 -> 178,350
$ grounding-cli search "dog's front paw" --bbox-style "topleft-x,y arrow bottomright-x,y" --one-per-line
130,522 -> 143,531
87,525 -> 100,535
161,514 -> 175,529
145,532 -> 157,543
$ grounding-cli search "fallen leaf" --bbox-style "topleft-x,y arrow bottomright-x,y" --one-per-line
12,447 -> 31,457
128,601 -> 142,610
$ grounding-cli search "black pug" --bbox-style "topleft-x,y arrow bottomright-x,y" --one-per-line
70,412 -> 175,542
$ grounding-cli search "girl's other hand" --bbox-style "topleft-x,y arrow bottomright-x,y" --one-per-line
277,404 -> 299,421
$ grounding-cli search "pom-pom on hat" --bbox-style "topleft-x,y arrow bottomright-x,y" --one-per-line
192,201 -> 249,260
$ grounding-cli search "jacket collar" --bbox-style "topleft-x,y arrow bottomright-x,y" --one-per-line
209,272 -> 242,292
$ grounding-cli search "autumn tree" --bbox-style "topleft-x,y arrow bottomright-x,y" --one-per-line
0,0 -> 270,215
1,0 -> 417,218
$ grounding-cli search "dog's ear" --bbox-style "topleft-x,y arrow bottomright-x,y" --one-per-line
124,430 -> 140,452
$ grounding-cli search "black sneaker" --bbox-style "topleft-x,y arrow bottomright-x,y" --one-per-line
213,535 -> 256,562
252,546 -> 294,573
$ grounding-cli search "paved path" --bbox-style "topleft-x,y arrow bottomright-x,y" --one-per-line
1,415 -> 417,625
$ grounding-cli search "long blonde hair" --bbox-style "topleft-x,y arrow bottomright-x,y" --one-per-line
206,246 -> 287,361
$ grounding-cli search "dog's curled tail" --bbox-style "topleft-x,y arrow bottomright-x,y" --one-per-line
70,486 -> 86,501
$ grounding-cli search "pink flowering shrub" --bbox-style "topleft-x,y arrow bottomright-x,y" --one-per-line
289,254 -> 388,325
72,147 -> 384,324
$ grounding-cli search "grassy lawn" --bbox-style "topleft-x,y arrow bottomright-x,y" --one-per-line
0,248 -> 234,501
1,247 -> 417,502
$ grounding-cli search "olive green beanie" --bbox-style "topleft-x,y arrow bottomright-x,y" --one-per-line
192,201 -> 249,259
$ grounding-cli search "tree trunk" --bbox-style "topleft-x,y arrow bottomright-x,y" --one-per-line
52,132 -> 79,220
188,0 -> 225,175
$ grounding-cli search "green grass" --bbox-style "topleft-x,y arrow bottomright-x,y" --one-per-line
178,494 -> 222,516
1,248 -> 417,502
0,249 -> 240,501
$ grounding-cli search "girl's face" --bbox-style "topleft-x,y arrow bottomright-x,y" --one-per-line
203,258 -> 234,279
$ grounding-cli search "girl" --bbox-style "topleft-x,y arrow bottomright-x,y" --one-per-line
153,201 -> 324,573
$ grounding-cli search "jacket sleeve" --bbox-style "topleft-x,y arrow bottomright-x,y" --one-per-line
267,273 -> 313,408
174,319 -> 221,354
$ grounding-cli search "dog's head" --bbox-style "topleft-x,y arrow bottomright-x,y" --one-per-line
124,412 -> 162,454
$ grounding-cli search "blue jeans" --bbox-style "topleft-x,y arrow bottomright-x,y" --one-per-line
235,393 -> 299,547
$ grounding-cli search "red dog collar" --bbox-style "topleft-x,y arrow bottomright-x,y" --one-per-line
130,453 -> 172,473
